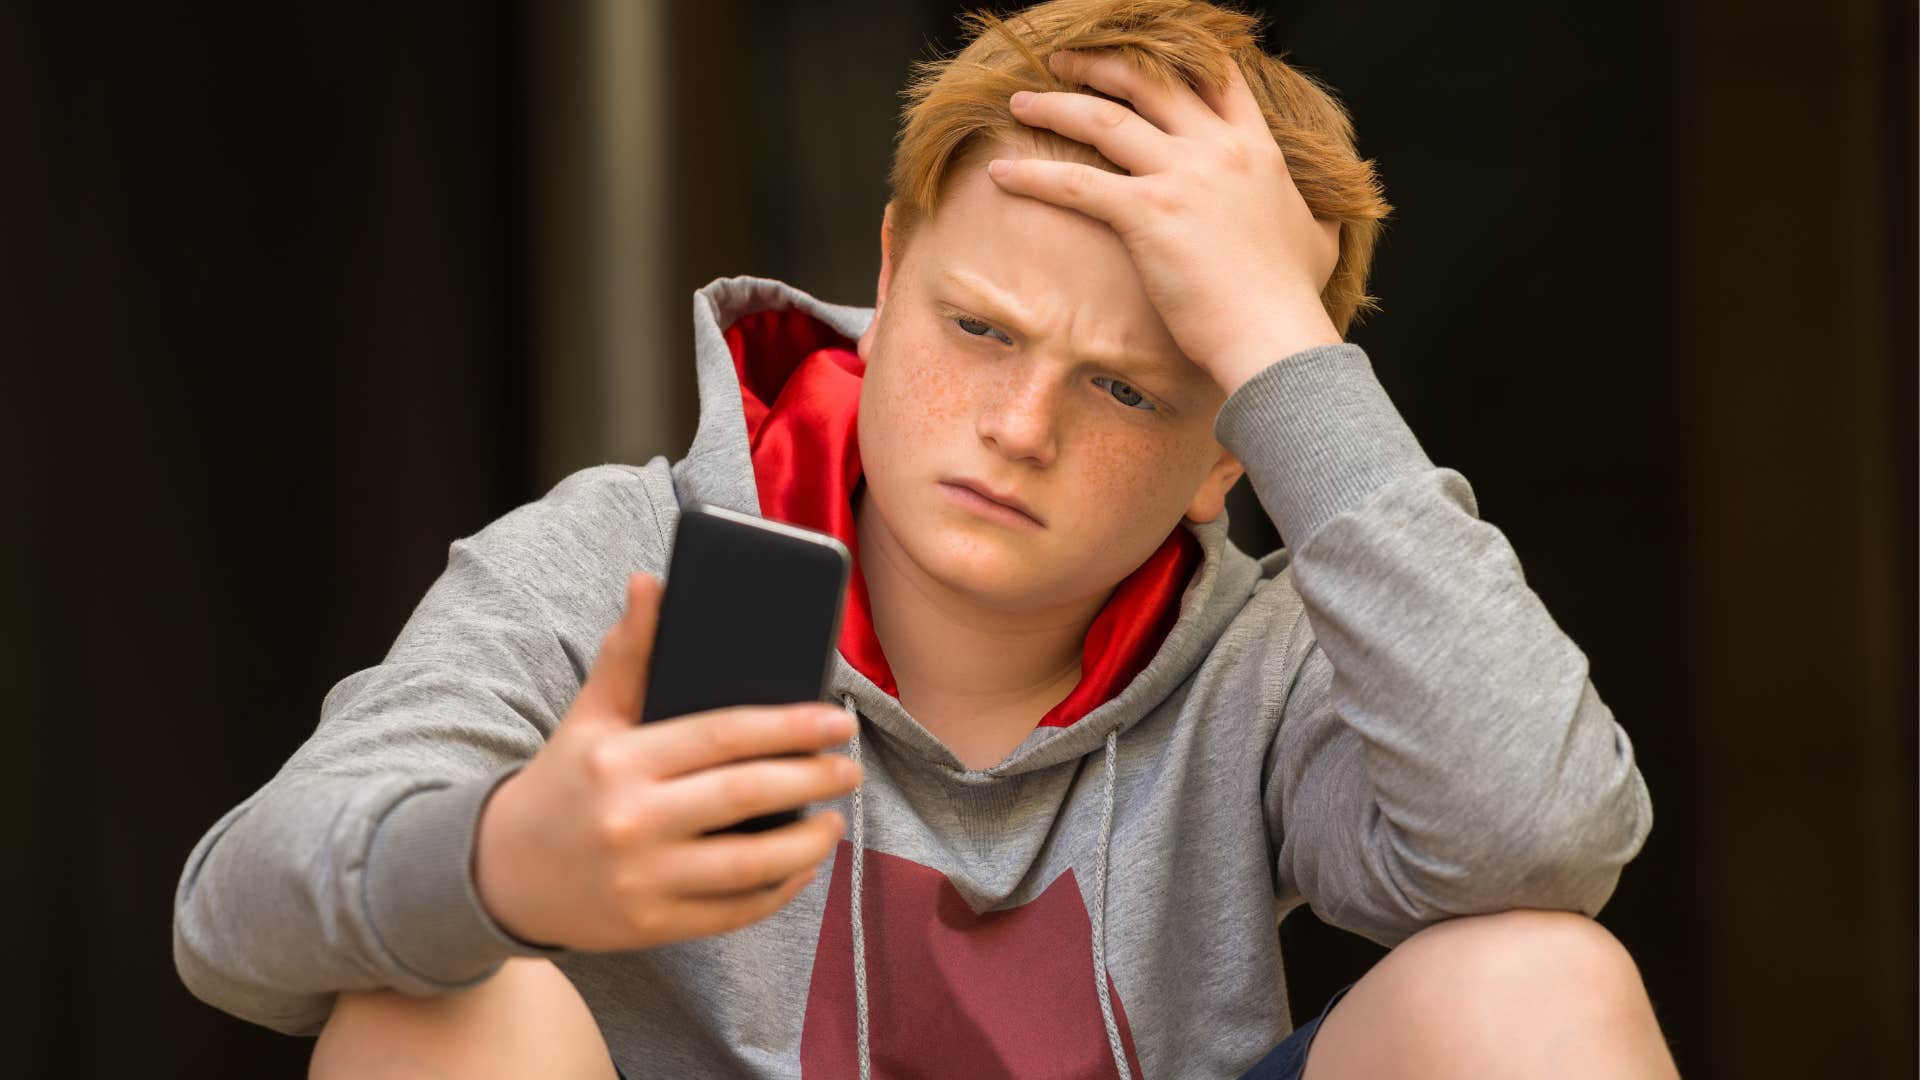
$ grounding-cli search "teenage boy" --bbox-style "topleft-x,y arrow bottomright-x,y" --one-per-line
175,2 -> 1678,1077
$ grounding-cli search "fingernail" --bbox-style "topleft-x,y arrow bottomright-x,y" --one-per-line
1010,90 -> 1034,107
818,709 -> 854,738
987,159 -> 1011,177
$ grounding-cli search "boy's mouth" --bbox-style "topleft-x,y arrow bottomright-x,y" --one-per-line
941,478 -> 1045,528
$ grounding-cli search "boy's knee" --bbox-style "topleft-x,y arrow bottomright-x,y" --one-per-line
1305,910 -> 1676,1079
310,958 -> 614,1080
1396,909 -> 1669,1062
1398,908 -> 1649,1015
1464,910 -> 1640,993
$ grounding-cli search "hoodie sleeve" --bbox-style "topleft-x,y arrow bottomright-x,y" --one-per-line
171,463 -> 673,1035
1212,344 -> 1653,950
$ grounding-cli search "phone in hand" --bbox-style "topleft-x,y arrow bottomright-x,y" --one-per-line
639,501 -> 852,834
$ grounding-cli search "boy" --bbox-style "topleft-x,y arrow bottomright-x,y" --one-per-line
174,2 -> 1679,1076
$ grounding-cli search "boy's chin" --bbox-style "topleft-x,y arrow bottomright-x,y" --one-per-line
909,534 -> 1061,604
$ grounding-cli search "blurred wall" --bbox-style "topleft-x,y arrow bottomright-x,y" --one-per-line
4,1 -> 1913,1077
1672,0 -> 1915,1065
525,0 -> 682,483
4,3 -> 536,1075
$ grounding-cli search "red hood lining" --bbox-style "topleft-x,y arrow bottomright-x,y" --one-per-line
724,306 -> 1201,731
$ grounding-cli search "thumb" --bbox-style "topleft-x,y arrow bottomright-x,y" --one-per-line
570,571 -> 664,729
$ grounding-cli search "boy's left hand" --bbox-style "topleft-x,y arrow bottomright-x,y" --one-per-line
989,48 -> 1345,395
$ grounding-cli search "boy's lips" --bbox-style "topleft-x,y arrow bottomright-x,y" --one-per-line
941,477 -> 1045,527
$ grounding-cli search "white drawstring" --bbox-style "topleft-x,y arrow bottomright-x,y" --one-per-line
841,692 -> 871,1080
1092,727 -> 1131,1080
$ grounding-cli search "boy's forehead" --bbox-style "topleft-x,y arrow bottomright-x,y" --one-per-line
905,160 -> 1206,386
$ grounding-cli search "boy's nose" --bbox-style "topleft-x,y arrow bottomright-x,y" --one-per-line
976,375 -> 1060,467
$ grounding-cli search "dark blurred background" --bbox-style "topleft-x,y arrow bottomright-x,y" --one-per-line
3,1 -> 1913,1076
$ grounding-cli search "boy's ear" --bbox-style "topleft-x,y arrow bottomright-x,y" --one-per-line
1183,448 -> 1246,524
858,203 -> 897,364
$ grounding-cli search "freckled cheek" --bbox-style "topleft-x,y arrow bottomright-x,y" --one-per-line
916,362 -> 975,426
1068,427 -> 1188,513
864,338 -> 976,458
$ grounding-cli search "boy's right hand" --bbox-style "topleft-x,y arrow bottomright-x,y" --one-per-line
473,571 -> 862,952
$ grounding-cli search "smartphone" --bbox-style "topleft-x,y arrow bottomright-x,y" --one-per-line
638,501 -> 852,834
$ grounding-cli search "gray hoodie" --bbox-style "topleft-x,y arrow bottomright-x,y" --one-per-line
173,274 -> 1653,1078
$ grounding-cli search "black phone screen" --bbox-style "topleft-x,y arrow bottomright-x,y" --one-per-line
638,501 -> 851,833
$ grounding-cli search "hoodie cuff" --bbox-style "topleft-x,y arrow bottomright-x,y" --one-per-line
1211,343 -> 1435,550
363,767 -> 562,988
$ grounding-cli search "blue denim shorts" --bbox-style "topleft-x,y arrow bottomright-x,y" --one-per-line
1234,980 -> 1358,1080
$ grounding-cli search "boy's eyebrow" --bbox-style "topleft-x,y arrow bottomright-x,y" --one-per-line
937,269 -> 1181,379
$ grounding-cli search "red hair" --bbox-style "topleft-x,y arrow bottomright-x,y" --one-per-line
887,0 -> 1392,334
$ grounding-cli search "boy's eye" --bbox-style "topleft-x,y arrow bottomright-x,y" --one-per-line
952,315 -> 1009,344
948,312 -> 1156,412
1094,376 -> 1156,411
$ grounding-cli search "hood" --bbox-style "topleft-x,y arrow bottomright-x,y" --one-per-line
670,276 -> 1261,778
